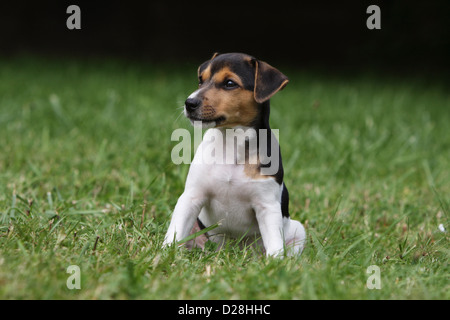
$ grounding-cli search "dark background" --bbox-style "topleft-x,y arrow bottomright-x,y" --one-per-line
0,0 -> 449,75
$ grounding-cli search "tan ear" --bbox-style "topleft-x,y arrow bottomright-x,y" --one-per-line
253,60 -> 289,104
197,52 -> 220,77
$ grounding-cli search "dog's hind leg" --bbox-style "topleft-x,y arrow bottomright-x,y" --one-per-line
185,220 -> 208,250
283,218 -> 306,256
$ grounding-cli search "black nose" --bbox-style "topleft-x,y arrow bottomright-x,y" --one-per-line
185,97 -> 201,112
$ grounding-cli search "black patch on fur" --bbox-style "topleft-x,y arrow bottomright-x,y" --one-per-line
281,184 -> 290,218
253,100 -> 284,185
197,217 -> 207,230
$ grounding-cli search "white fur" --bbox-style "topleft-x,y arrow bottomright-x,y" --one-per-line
163,126 -> 306,257
188,89 -> 201,99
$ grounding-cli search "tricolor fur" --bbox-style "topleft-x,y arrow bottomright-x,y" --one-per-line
163,53 -> 305,257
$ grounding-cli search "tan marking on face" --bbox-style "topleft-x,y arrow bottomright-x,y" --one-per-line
200,87 -> 257,127
197,67 -> 258,127
212,67 -> 244,87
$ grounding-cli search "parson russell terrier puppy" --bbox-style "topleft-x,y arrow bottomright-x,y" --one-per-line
163,53 -> 306,257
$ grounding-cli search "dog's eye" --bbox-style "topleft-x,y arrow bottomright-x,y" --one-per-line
224,79 -> 238,89
198,77 -> 203,86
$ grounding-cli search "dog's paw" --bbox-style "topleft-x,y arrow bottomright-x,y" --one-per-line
162,236 -> 177,249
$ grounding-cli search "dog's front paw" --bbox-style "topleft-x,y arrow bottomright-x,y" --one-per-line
265,248 -> 285,259
161,240 -> 172,249
162,232 -> 177,249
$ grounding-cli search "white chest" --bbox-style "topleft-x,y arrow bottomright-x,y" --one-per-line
188,163 -> 281,240
185,128 -> 282,239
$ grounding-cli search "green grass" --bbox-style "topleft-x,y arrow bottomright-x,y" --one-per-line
0,56 -> 448,299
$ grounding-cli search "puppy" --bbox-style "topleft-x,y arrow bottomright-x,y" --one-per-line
164,53 -> 305,257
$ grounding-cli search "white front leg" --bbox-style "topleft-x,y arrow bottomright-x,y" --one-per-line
254,203 -> 285,257
163,191 -> 205,246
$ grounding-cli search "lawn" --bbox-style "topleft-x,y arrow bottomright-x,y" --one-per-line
0,56 -> 448,300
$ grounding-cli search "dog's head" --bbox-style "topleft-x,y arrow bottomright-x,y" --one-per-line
184,53 -> 289,128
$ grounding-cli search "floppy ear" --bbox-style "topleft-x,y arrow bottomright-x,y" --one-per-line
197,52 -> 220,77
253,59 -> 289,104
